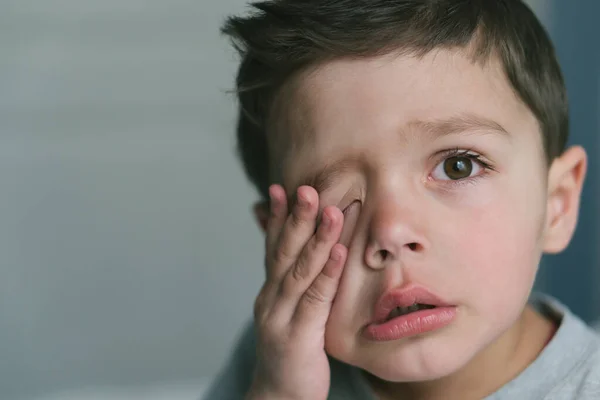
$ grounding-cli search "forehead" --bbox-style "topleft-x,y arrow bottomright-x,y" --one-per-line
271,49 -> 540,186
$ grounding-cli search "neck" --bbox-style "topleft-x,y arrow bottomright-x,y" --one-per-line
365,305 -> 556,400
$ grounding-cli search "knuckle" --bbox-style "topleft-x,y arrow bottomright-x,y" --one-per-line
253,284 -> 276,322
290,258 -> 310,283
303,285 -> 329,306
274,244 -> 292,265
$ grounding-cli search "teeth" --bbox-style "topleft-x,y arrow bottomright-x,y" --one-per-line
387,303 -> 436,320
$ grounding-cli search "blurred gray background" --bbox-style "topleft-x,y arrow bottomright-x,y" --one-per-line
0,1 -> 597,399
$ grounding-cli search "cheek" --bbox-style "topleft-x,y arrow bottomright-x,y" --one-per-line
449,186 -> 545,317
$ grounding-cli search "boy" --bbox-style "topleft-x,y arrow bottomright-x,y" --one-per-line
205,0 -> 599,399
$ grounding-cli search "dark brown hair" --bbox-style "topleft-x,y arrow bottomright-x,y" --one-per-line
221,0 -> 568,199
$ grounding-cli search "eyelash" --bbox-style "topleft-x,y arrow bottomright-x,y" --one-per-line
432,147 -> 496,186
316,148 -> 495,219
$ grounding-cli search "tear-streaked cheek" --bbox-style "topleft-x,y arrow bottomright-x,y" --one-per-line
339,201 -> 361,246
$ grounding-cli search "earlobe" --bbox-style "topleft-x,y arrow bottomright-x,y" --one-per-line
253,201 -> 270,234
543,145 -> 587,253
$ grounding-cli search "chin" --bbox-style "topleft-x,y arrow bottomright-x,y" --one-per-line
360,349 -> 471,383
326,327 -> 480,383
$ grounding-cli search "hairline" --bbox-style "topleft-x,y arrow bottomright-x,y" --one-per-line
266,44 -> 525,196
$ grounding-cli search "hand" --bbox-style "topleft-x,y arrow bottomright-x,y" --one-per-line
248,184 -> 348,400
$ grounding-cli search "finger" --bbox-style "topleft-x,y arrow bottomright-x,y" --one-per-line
265,184 -> 288,267
293,243 -> 348,328
279,206 -> 343,302
268,186 -> 319,282
263,205 -> 342,325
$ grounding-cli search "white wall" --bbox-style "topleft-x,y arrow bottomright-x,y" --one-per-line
0,1 -> 553,399
1,1 -> 264,399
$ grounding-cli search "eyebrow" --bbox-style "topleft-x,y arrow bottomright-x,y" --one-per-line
410,113 -> 510,139
291,113 -> 508,197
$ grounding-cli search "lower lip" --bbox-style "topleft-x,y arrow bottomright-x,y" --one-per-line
364,307 -> 457,342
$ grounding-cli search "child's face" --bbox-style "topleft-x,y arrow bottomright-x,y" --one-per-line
266,50 -> 575,381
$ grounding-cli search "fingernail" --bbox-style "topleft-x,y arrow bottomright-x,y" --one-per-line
297,193 -> 309,208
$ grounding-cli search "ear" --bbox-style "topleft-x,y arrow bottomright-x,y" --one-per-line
543,145 -> 587,254
253,200 -> 270,234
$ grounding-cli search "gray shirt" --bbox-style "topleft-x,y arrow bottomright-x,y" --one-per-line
204,295 -> 600,399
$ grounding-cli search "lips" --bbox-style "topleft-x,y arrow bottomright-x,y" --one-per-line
372,285 -> 452,324
364,285 -> 457,341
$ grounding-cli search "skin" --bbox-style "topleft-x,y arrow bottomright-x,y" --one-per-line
249,48 -> 587,400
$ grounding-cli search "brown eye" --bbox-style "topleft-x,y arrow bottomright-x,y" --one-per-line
443,156 -> 473,180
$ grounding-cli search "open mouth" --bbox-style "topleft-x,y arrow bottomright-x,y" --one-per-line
366,287 -> 456,341
386,303 -> 437,321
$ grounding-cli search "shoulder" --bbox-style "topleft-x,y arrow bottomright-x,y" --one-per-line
525,295 -> 600,399
229,320 -> 259,370
548,323 -> 600,399
202,320 -> 257,400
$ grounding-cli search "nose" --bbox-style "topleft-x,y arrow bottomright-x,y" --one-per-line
364,196 -> 427,270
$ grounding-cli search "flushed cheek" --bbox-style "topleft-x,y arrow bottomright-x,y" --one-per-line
323,189 -> 544,361
452,202 -> 541,322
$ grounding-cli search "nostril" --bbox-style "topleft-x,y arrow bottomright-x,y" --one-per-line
379,250 -> 390,261
407,242 -> 419,251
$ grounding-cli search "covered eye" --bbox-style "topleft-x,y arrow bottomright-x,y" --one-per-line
432,155 -> 482,181
339,200 -> 361,246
